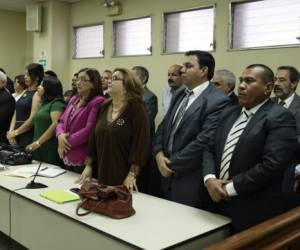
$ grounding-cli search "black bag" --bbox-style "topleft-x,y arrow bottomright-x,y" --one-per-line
0,144 -> 32,165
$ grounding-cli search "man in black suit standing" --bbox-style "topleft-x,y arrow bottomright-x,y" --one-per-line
0,71 -> 15,143
203,64 -> 297,232
273,66 -> 300,142
132,66 -> 158,194
211,69 -> 239,106
154,50 -> 229,208
132,66 -> 158,137
273,66 -> 300,194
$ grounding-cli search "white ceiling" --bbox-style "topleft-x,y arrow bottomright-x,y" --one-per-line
0,0 -> 80,12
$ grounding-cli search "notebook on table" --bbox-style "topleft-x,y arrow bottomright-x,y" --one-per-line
40,189 -> 80,204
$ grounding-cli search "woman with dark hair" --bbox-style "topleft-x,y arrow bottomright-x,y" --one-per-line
12,75 -> 27,102
25,76 -> 65,165
77,68 -> 150,192
7,63 -> 44,147
56,68 -> 105,173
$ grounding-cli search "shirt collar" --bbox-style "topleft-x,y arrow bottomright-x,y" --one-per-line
279,93 -> 295,108
185,81 -> 209,97
242,98 -> 269,116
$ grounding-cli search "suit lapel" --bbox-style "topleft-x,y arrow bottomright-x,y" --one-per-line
167,89 -> 185,130
289,94 -> 300,115
175,84 -> 213,132
232,100 -> 272,158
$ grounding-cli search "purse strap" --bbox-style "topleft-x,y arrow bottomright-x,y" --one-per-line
76,198 -> 104,216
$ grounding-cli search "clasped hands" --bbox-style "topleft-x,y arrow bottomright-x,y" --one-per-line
155,151 -> 174,177
205,178 -> 229,203
58,133 -> 71,158
25,141 -> 40,152
7,130 -> 18,145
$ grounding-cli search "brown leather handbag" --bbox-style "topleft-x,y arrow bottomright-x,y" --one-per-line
76,181 -> 136,219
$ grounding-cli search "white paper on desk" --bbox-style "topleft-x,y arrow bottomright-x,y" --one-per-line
4,166 -> 65,178
37,168 -> 66,178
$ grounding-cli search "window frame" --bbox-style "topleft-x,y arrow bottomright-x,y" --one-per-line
112,15 -> 153,58
72,22 -> 105,60
161,5 -> 216,55
229,0 -> 300,51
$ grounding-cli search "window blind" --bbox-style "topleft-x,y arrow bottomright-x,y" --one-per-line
73,24 -> 104,58
232,0 -> 300,49
164,7 -> 214,53
114,17 -> 151,56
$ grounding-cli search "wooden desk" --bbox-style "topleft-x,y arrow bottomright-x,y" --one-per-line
0,164 -> 231,250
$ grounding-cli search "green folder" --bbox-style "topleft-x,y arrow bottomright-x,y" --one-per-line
40,189 -> 80,204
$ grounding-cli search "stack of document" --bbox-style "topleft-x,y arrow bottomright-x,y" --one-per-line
5,165 -> 66,178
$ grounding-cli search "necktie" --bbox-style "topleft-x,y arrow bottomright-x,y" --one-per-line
219,111 -> 251,180
167,89 -> 193,154
278,100 -> 286,107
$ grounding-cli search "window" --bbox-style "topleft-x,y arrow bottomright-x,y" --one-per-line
231,0 -> 300,49
163,7 -> 214,53
73,24 -> 104,58
113,17 -> 151,56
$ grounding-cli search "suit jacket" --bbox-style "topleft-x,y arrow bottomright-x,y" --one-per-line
154,83 -> 230,208
0,88 -> 15,143
272,95 -> 300,147
229,92 -> 239,106
143,86 -> 158,138
56,95 -> 105,165
272,95 -> 300,194
203,100 -> 297,231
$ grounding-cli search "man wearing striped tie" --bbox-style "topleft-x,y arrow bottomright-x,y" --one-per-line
203,64 -> 298,232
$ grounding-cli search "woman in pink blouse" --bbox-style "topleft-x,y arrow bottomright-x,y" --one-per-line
56,68 -> 105,173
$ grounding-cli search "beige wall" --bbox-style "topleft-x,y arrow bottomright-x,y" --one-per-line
69,0 -> 300,121
0,10 -> 32,79
1,0 -> 300,121
33,1 -> 70,86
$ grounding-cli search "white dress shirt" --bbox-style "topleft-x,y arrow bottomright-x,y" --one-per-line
172,81 -> 209,124
278,93 -> 295,109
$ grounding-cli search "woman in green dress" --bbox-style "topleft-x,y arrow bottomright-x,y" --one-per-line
26,76 -> 66,165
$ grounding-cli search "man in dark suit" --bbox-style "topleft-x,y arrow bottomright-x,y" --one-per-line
203,64 -> 297,232
272,66 -> 300,194
132,66 -> 158,136
211,69 -> 239,105
0,71 -> 15,143
154,50 -> 229,208
273,66 -> 300,144
132,66 -> 158,194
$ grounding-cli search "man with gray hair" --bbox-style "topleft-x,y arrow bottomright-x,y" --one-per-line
0,71 -> 15,143
211,69 -> 238,105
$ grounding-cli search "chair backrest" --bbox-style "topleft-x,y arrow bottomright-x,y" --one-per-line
205,206 -> 300,250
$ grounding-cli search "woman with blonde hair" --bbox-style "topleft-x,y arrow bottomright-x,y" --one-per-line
78,68 -> 150,192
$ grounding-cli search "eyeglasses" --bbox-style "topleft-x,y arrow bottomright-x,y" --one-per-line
77,77 -> 90,83
111,76 -> 124,82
